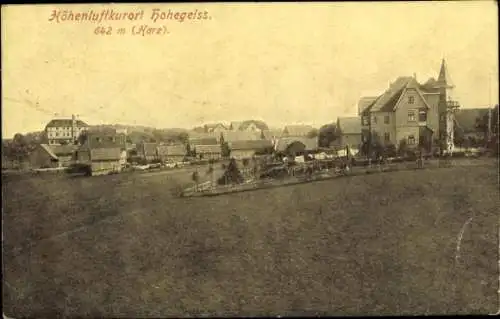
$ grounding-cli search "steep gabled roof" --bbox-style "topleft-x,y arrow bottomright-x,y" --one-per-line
436,58 -> 454,88
51,144 -> 79,156
358,96 -> 378,115
420,77 -> 440,93
238,120 -> 269,131
204,123 -> 227,132
337,117 -> 362,135
39,144 -> 59,160
369,76 -> 413,112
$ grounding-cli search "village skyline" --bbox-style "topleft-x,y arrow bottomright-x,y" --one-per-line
2,2 -> 499,138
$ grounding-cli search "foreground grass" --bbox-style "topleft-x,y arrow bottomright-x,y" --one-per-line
2,159 -> 499,317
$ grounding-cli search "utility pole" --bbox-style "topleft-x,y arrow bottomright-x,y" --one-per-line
487,72 -> 492,143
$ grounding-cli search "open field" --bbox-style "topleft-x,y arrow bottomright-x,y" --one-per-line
2,158 -> 499,317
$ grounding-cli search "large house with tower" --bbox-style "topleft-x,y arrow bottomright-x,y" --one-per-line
358,59 -> 460,152
45,115 -> 88,145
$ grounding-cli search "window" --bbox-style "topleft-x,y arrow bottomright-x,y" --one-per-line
408,96 -> 415,104
372,115 -> 377,124
408,135 -> 416,145
408,111 -> 416,122
362,116 -> 369,126
384,133 -> 390,142
384,115 -> 390,124
419,111 -> 427,122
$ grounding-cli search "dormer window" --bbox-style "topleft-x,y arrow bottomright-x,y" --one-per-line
408,96 -> 415,104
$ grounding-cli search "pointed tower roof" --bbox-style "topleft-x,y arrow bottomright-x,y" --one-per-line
436,58 -> 454,88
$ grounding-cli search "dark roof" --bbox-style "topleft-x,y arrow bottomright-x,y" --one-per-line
39,144 -> 58,160
84,132 -> 127,149
420,77 -> 440,93
45,119 -> 88,128
358,97 -> 378,115
369,76 -> 413,112
275,137 -> 318,152
90,148 -> 122,161
51,144 -> 78,156
38,144 -> 78,160
454,108 -> 489,133
229,140 -> 273,151
337,117 -> 362,135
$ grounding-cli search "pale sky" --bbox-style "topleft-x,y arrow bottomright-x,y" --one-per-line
2,2 -> 499,138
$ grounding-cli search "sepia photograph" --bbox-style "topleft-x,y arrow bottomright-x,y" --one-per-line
2,1 -> 499,317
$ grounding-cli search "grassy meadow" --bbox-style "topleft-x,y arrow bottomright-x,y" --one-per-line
2,159 -> 499,317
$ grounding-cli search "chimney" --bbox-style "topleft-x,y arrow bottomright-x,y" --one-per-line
413,72 -> 417,80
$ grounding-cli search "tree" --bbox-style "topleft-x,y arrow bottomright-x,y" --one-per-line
398,139 -> 409,157
307,128 -> 319,139
383,143 -> 397,158
318,124 -> 340,148
221,142 -> 231,158
217,158 -> 244,185
11,133 -> 29,162
192,170 -> 200,191
242,158 -> 249,167
78,131 -> 89,145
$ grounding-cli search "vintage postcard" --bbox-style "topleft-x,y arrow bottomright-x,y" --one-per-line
2,1 -> 499,318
